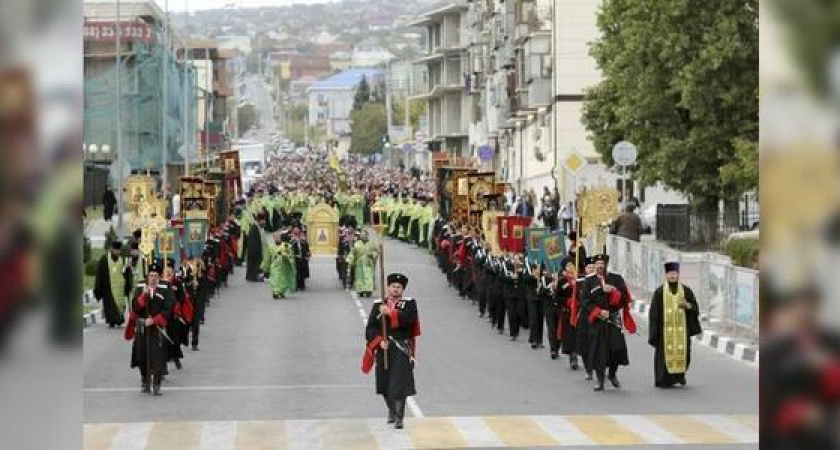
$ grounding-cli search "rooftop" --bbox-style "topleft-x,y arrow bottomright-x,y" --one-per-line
308,68 -> 384,91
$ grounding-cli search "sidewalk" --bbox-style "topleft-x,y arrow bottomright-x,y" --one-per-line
85,213 -> 133,246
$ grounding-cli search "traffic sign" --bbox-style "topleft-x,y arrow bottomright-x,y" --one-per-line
563,152 -> 587,175
612,141 -> 637,166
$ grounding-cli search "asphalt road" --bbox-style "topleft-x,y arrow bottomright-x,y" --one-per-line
84,235 -> 758,448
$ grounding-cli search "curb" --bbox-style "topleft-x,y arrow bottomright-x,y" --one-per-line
83,309 -> 102,328
628,297 -> 758,366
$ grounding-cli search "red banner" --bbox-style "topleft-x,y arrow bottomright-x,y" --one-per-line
497,216 -> 532,253
83,21 -> 154,43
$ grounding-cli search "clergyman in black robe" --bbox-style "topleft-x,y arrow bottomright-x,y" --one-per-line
291,226 -> 311,291
94,241 -> 130,327
245,213 -> 266,282
648,261 -> 702,388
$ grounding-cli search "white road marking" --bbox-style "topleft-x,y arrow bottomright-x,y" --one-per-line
286,419 -> 325,450
532,415 -> 598,446
84,384 -> 368,393
610,414 -> 686,444
366,418 -> 415,449
197,421 -> 236,450
108,422 -> 152,450
692,414 -> 758,443
449,416 -> 504,447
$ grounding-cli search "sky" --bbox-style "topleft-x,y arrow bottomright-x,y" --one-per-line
154,0 -> 338,12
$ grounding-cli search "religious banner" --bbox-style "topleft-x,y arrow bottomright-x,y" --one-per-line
219,150 -> 242,203
124,175 -> 155,210
155,227 -> 181,269
497,215 -> 532,253
524,227 -> 549,264
180,176 -> 207,218
466,172 -> 495,228
435,166 -> 473,222
540,231 -> 567,273
481,210 -> 504,255
183,218 -> 208,259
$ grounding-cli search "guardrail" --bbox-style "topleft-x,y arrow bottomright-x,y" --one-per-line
607,235 -> 759,342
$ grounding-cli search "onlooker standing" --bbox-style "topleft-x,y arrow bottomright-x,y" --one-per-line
611,204 -> 644,242
559,202 -> 573,234
102,186 -> 117,223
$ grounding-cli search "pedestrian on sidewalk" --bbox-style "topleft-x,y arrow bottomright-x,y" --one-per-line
361,273 -> 422,430
610,204 -> 644,242
102,186 -> 117,223
647,262 -> 702,388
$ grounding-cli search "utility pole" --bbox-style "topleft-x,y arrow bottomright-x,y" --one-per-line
182,0 -> 190,175
161,0 -> 170,193
116,0 -> 124,236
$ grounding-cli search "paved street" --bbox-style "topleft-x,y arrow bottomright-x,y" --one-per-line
84,234 -> 757,449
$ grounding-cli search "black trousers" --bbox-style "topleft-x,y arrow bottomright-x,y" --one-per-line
528,296 -> 545,345
545,304 -> 562,353
504,292 -> 521,338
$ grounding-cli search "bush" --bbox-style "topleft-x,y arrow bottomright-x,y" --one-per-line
725,238 -> 759,268
83,237 -> 91,263
85,259 -> 99,277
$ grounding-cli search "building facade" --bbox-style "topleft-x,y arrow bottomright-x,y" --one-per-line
307,68 -> 385,137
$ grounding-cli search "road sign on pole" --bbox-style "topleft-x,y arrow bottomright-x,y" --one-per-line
612,141 -> 637,207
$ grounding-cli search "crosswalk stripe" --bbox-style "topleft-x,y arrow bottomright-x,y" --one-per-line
406,416 -> 466,448
83,414 -> 760,449
448,416 -> 504,447
483,416 -> 558,447
691,414 -> 758,443
146,421 -> 202,450
198,421 -> 236,450
285,419 -> 324,450
107,422 -> 152,450
83,423 -> 119,450
322,419 -> 379,450
532,415 -> 597,446
366,418 -> 415,449
233,420 -> 285,450
610,415 -> 686,445
565,415 -> 646,446
647,415 -> 736,445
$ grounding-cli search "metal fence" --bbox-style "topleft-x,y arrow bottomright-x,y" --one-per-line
607,235 -> 759,343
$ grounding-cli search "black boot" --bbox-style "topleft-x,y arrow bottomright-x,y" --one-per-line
384,396 -> 396,424
570,354 -> 579,371
550,351 -> 558,360
594,374 -> 605,392
152,377 -> 163,396
192,343 -> 199,351
585,370 -> 594,381
141,378 -> 151,394
174,359 -> 182,370
394,398 -> 406,429
608,372 -> 621,389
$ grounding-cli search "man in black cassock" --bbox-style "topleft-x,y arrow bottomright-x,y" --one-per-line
648,262 -> 702,388
291,224 -> 311,291
94,241 -> 130,328
102,186 -> 117,222
362,273 -> 421,430
567,231 -> 587,274
245,212 -> 266,282
581,254 -> 637,391
124,262 -> 173,396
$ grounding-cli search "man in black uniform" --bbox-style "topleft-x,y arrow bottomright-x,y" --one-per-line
291,224 -> 311,291
362,273 -> 421,429
581,254 -> 637,391
124,262 -> 173,396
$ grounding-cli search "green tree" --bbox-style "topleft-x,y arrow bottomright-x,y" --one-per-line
353,76 -> 371,111
237,103 -> 259,137
392,95 -> 428,131
350,102 -> 387,155
582,0 -> 758,210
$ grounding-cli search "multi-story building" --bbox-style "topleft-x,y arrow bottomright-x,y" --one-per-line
84,0 -> 197,191
307,68 -> 385,137
185,40 -> 234,156
408,2 -> 470,157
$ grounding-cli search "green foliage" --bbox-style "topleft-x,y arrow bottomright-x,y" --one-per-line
85,259 -> 99,277
768,0 -> 840,97
724,237 -> 760,268
353,76 -> 371,111
237,104 -> 259,137
392,95 -> 428,131
350,103 -> 387,155
582,0 -> 758,208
